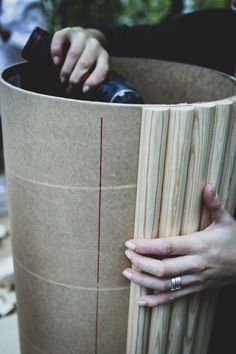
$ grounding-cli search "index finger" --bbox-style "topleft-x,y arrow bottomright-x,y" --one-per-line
51,28 -> 71,65
125,232 -> 207,257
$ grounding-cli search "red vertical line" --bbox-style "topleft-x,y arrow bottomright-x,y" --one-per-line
95,117 -> 103,354
97,117 -> 103,284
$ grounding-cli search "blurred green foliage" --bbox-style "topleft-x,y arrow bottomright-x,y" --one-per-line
190,0 -> 231,10
43,0 -> 232,32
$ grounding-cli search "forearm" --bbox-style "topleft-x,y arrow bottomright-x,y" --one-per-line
95,8 -> 236,75
94,24 -> 163,58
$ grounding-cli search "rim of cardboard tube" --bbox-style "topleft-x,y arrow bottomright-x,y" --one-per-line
1,57 -> 236,107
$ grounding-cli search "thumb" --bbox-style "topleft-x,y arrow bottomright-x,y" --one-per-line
203,183 -> 232,225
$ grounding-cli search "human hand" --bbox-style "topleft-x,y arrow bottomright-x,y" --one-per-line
123,184 -> 236,307
51,27 -> 109,93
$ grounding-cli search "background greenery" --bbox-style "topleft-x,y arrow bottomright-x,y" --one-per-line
43,0 -> 232,32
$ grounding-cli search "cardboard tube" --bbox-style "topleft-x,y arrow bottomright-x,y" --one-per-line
0,58 -> 236,354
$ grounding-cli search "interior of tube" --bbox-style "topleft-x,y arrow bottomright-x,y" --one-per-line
2,57 -> 236,104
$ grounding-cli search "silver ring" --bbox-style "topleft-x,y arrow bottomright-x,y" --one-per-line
170,276 -> 182,291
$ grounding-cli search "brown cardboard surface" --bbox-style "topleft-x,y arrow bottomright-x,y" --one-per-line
15,263 -> 129,354
0,58 -> 236,354
0,87 -> 141,187
7,173 -> 134,288
110,58 -> 236,104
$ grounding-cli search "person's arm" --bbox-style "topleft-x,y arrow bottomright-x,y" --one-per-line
97,8 -> 236,75
51,7 -> 236,92
123,184 -> 236,306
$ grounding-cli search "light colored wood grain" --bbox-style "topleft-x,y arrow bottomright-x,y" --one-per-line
126,107 -> 169,354
142,100 -> 236,354
166,103 -> 215,354
226,161 -> 236,213
220,102 -> 236,212
147,106 -> 194,354
200,100 -> 232,227
191,100 -> 233,354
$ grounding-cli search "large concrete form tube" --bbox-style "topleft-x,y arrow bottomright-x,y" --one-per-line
0,58 -> 236,354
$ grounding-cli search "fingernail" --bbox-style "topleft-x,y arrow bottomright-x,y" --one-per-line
137,300 -> 148,306
123,270 -> 132,280
125,241 -> 136,250
53,56 -> 60,65
125,249 -> 132,260
83,85 -> 90,93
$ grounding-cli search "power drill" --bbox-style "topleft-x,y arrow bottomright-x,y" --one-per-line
21,27 -> 144,104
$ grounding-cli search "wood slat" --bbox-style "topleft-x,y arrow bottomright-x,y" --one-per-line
126,107 -> 169,354
147,106 -> 194,354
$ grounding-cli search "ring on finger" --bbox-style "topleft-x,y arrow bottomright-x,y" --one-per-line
170,276 -> 183,291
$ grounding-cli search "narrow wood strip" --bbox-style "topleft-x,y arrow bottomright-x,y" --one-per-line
226,161 -> 236,213
147,106 -> 194,354
126,107 -> 169,354
220,102 -> 236,212
200,100 -> 232,228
